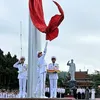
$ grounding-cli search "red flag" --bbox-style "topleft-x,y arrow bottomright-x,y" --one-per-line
29,0 -> 64,41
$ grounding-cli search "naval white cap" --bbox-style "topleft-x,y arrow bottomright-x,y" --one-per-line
20,56 -> 25,60
51,56 -> 56,59
37,51 -> 42,54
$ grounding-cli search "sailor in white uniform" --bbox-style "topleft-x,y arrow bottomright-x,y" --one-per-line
91,88 -> 95,100
48,56 -> 59,98
0,91 -> 2,98
34,41 -> 48,98
13,56 -> 27,98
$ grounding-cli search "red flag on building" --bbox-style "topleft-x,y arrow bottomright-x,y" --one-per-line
29,0 -> 64,41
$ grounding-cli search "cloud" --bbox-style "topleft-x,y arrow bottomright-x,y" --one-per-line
0,1 -> 10,20
79,35 -> 100,44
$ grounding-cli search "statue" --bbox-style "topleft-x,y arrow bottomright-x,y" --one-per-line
67,59 -> 76,81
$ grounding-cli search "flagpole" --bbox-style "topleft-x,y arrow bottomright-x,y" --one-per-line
27,17 -> 41,98
20,21 -> 22,57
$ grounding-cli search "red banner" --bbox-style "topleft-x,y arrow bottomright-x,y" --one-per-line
29,0 -> 64,41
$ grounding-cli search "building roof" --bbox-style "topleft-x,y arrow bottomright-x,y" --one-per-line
75,71 -> 90,79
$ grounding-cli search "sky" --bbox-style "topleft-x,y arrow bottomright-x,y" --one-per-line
0,0 -> 100,73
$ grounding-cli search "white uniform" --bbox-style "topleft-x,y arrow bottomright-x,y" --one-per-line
48,63 -> 59,98
35,42 -> 48,97
13,61 -> 27,98
91,89 -> 95,100
82,88 -> 85,93
80,88 -> 82,94
0,92 -> 2,98
77,88 -> 81,93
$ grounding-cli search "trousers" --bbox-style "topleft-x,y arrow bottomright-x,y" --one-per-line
91,92 -> 95,99
50,79 -> 57,98
35,72 -> 46,97
19,78 -> 27,98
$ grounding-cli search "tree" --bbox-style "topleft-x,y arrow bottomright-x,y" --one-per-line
0,49 -> 18,89
90,72 -> 100,97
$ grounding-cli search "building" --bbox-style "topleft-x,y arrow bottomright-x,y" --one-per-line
75,70 -> 93,87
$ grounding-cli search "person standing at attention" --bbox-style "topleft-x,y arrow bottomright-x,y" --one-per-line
48,56 -> 59,98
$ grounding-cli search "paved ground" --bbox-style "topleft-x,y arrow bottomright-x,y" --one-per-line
0,98 -> 100,100
66,97 -> 100,100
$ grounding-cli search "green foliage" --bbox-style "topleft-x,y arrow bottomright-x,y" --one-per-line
89,73 -> 100,96
90,73 -> 100,87
0,49 -> 18,89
